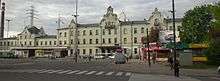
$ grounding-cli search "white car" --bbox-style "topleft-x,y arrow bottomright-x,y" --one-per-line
108,55 -> 115,59
218,66 -> 220,74
94,54 -> 105,59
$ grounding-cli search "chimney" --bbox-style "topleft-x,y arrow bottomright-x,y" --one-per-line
0,2 -> 5,39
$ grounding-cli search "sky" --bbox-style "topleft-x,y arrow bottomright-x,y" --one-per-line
3,0 -> 219,37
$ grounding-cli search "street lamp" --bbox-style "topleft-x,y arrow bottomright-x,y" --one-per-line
144,19 -> 151,67
171,0 -> 179,77
6,19 -> 11,38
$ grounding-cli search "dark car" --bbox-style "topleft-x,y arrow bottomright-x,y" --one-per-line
218,66 -> 220,74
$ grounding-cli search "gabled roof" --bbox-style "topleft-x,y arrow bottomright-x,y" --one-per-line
27,26 -> 41,34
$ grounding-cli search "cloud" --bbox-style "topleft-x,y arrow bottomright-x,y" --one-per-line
3,0 -> 220,37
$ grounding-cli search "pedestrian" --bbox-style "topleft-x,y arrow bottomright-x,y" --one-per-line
168,56 -> 173,70
152,52 -> 156,64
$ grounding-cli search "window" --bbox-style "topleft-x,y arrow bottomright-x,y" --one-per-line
77,49 -> 80,54
103,29 -> 105,35
64,32 -> 67,37
83,49 -> 86,54
134,28 -> 137,34
11,42 -> 13,46
108,29 -> 111,35
95,30 -> 99,35
71,39 -> 73,44
83,30 -> 86,36
96,39 -> 99,44
59,41 -> 62,45
77,30 -> 80,36
114,38 -> 117,44
124,38 -> 127,44
45,41 -> 47,45
114,29 -> 117,34
24,41 -> 26,45
123,28 -> 127,34
78,39 -> 80,44
41,41 -> 43,45
25,35 -> 27,39
54,41 -> 56,45
29,41 -> 32,45
59,32 -> 62,37
134,37 -> 137,43
64,41 -> 67,45
108,38 -> 111,44
36,41 -> 38,46
96,49 -> 98,53
89,39 -> 92,44
83,39 -> 86,44
89,49 -> 92,54
134,48 -> 137,54
103,38 -> 105,44
141,27 -> 144,33
89,30 -> 92,35
49,41 -> 52,45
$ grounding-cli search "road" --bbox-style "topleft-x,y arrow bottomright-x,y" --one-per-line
0,58 -> 219,81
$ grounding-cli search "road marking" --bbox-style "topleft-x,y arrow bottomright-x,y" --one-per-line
125,72 -> 132,76
28,69 -> 46,73
95,71 -> 104,75
86,71 -> 97,75
76,71 -> 88,74
57,70 -> 72,74
38,70 -> 53,73
48,70 -> 63,73
105,72 -> 114,75
66,70 -> 80,74
116,72 -> 123,76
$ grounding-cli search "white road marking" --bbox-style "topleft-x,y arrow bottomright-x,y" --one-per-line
48,70 -> 63,73
28,69 -> 46,73
116,72 -> 123,76
105,72 -> 114,75
76,71 -> 88,74
95,71 -> 104,75
38,70 -> 53,73
86,71 -> 97,75
57,70 -> 72,74
125,72 -> 132,76
66,70 -> 80,74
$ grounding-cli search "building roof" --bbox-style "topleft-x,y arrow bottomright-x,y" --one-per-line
78,23 -> 99,27
36,35 -> 57,39
120,21 -> 148,25
27,26 -> 41,34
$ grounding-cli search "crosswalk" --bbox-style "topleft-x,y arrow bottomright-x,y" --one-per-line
0,69 -> 132,77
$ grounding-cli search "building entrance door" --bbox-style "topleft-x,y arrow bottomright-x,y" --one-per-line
28,49 -> 35,57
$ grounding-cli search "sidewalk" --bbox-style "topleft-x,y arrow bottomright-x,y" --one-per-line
129,73 -> 201,81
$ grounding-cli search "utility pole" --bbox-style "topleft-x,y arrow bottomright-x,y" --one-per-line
0,2 -> 5,39
73,0 -> 79,63
130,21 -> 133,59
147,28 -> 151,67
6,19 -> 11,38
26,5 -> 38,27
57,14 -> 61,29
171,0 -> 179,77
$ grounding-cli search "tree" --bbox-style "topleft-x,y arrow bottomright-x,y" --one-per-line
179,5 -> 213,43
149,27 -> 159,43
206,3 -> 220,65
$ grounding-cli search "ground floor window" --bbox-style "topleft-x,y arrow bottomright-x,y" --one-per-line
83,49 -> 86,54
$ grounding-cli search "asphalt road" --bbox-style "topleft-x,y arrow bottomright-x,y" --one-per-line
0,58 -> 219,81
0,59 -> 131,81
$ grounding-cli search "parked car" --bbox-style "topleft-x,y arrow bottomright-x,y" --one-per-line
218,66 -> 220,74
114,53 -> 126,64
108,55 -> 115,59
94,54 -> 105,59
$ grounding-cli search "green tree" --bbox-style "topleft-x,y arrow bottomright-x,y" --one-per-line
206,3 -> 220,65
180,5 -> 213,43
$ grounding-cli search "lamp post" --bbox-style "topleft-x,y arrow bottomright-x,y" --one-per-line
6,19 -> 11,38
147,28 -> 151,67
73,0 -> 79,63
171,0 -> 179,77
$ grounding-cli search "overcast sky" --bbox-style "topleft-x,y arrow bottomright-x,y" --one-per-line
3,0 -> 219,37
